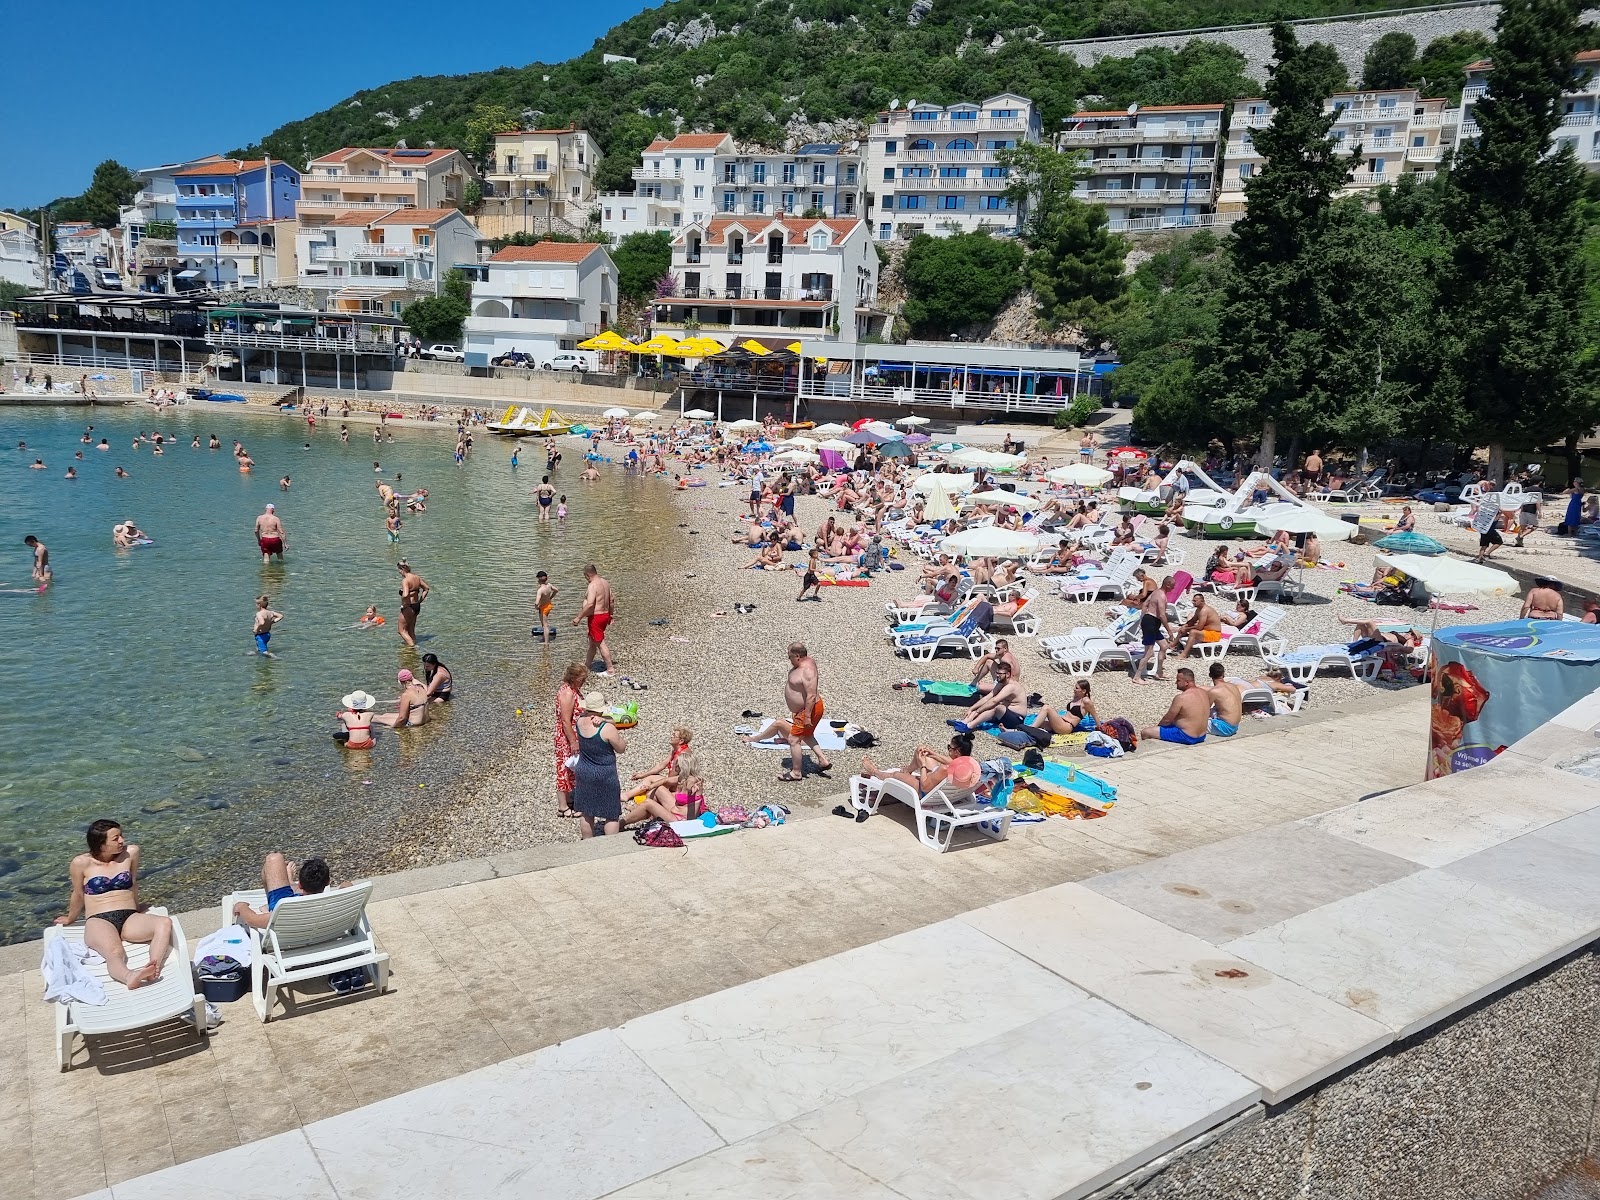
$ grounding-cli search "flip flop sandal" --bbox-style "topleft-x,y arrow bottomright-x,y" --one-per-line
813,764 -> 833,777
831,804 -> 852,818
732,724 -> 755,735
741,709 -> 763,718
556,808 -> 581,819
776,771 -> 803,782
854,809 -> 870,823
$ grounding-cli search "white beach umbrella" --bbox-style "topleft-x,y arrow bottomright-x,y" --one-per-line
941,527 -> 1045,558
683,408 -> 714,419
1374,554 -> 1519,597
911,473 -> 977,495
772,449 -> 819,463
601,407 -> 629,419
785,435 -> 819,448
818,438 -> 856,452
813,422 -> 848,436
1257,506 -> 1359,542
953,448 -> 1026,471
895,414 -> 931,427
632,410 -> 658,421
725,418 -> 761,431
921,484 -> 959,522
962,489 -> 1041,511
1046,463 -> 1113,487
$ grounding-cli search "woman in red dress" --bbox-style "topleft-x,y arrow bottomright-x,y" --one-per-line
554,661 -> 589,818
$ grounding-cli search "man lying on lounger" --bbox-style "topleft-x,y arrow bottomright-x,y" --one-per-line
1140,668 -> 1211,745
949,661 -> 1027,732
229,853 -> 334,930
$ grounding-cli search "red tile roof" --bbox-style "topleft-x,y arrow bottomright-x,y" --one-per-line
372,207 -> 466,226
489,241 -> 606,264
1465,50 -> 1598,71
319,210 -> 393,227
696,216 -> 862,246
498,126 -> 583,137
309,147 -> 462,166
662,133 -> 732,151
174,159 -> 268,176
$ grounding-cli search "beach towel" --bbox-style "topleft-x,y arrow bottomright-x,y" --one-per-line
750,721 -> 853,751
918,680 -> 979,706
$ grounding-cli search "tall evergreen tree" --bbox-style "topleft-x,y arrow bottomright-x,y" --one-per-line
1197,24 -> 1354,465
1436,0 -> 1589,481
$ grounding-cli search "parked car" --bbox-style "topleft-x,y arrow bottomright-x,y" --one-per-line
542,352 -> 588,372
419,344 -> 464,362
491,350 -> 535,368
95,269 -> 123,291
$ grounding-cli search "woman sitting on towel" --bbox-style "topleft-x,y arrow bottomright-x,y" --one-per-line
1039,679 -> 1101,735
626,726 -> 693,801
620,743 -> 707,827
855,733 -> 975,799
741,537 -> 786,570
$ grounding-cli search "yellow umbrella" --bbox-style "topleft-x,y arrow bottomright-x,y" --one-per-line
785,341 -> 804,353
739,339 -> 771,355
578,330 -> 632,351
681,335 -> 726,355
634,332 -> 681,354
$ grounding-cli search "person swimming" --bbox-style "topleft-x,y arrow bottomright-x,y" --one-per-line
357,605 -> 386,628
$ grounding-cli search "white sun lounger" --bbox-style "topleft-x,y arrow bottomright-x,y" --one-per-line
1263,644 -> 1383,684
219,882 -> 390,1022
44,907 -> 207,1071
848,776 -> 1013,853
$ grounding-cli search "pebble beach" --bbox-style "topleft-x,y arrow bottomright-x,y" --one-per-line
385,438 -> 1524,870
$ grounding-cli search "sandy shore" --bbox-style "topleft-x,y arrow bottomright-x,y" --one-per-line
386,448 -> 1524,869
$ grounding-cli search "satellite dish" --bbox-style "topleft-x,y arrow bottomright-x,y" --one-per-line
908,99 -> 919,108
890,98 -> 900,110
1127,103 -> 1138,114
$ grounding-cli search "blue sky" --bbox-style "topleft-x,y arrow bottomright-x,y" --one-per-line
0,0 -> 655,208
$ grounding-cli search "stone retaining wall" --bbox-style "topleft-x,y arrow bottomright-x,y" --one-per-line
1095,948 -> 1600,1200
1052,3 -> 1600,81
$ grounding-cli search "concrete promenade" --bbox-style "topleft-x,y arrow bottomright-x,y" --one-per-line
0,689 -> 1427,1200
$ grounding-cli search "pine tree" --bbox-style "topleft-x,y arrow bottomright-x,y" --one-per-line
1435,0 -> 1589,482
1198,24 -> 1354,465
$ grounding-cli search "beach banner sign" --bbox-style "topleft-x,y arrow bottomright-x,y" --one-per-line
1428,620 -> 1600,778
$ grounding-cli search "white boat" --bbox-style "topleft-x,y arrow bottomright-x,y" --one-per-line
1118,459 -> 1231,515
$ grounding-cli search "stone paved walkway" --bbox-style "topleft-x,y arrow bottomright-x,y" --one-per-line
1,691 -> 1425,1200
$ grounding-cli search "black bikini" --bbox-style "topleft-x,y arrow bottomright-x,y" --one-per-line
85,870 -> 135,934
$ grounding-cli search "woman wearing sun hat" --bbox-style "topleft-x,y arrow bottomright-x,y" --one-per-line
334,691 -> 377,750
572,690 -> 626,839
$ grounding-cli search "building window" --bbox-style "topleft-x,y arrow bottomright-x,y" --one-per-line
883,167 -> 895,181
693,185 -> 705,199
810,231 -> 830,250
901,166 -> 931,177
751,192 -> 766,212
504,155 -> 518,173
899,195 -> 925,210
952,109 -> 977,121
1368,158 -> 1385,174
391,300 -> 404,315
783,191 -> 796,210
811,191 -> 824,210
990,108 -> 1018,118
879,222 -> 893,240
844,165 -> 856,184
1239,163 -> 1254,179
908,138 -> 934,151
1375,127 -> 1394,141
752,162 -> 767,183
200,235 -> 217,246
725,272 -> 742,294
939,195 -> 964,209
400,169 -> 415,178
1379,97 -> 1398,109
722,192 -> 736,211
980,196 -> 1009,210
723,163 -> 737,183
418,233 -> 432,247
684,271 -> 700,293
1412,135 -> 1426,148
694,157 -> 706,170
912,110 -> 938,121
812,164 -> 826,184
940,166 -> 966,178
782,163 -> 796,184
947,139 -> 974,150
982,139 -> 1013,150
604,207 -> 612,221
885,140 -> 898,154
840,194 -> 855,214
982,166 -> 1008,178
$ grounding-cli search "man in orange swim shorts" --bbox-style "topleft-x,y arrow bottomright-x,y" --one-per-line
743,642 -> 832,782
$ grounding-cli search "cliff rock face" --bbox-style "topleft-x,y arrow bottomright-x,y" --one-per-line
906,0 -> 933,27
649,16 -> 724,49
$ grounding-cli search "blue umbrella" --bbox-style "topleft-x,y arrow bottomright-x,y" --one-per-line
1374,531 -> 1449,556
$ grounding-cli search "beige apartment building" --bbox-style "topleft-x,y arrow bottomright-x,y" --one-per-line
1219,88 -> 1457,215
483,127 -> 601,230
297,148 -> 478,221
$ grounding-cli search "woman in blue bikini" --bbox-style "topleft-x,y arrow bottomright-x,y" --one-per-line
54,819 -> 173,990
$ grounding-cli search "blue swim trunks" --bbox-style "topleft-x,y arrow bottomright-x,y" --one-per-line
1158,724 -> 1206,745
1209,718 -> 1239,737
265,885 -> 295,910
254,631 -> 271,654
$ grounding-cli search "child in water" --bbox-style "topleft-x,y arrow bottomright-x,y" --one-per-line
253,596 -> 283,657
557,495 -> 568,521
359,605 -> 387,628
533,571 -> 558,644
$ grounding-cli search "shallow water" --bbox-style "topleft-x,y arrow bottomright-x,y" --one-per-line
0,404 -> 681,942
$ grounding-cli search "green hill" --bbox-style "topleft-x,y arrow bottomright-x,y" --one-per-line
243,0 -> 1410,191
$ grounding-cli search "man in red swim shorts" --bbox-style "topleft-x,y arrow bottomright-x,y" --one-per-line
253,503 -> 286,564
572,563 -> 617,675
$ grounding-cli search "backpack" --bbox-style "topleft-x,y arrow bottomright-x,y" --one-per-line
846,730 -> 877,748
633,819 -> 685,848
1102,716 -> 1138,752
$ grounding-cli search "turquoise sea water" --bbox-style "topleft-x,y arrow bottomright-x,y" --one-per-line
0,404 -> 677,942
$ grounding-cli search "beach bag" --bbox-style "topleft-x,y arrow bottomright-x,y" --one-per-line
633,819 -> 685,848
846,730 -> 878,748
715,806 -> 750,826
1103,716 -> 1138,752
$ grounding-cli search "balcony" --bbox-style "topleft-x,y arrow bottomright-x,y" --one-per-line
176,191 -> 235,207
297,198 -> 414,212
884,116 -> 1028,133
1089,155 -> 1211,172
1560,112 -> 1598,127
135,191 -> 178,206
303,170 -> 416,186
348,243 -> 432,259
176,215 -> 235,230
209,330 -> 397,354
1463,84 -> 1488,102
1410,110 -> 1459,129
901,149 -> 1003,163
1234,112 -> 1273,129
1407,146 -> 1445,163
633,166 -> 684,182
1076,188 -> 1212,204
1345,170 -> 1434,187
892,175 -> 1013,190
1330,103 -> 1408,123
464,315 -> 598,338
297,274 -> 416,293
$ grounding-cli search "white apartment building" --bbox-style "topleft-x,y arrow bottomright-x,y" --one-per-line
651,215 -> 884,344
598,133 -> 863,240
1056,104 -> 1224,231
462,241 -> 617,367
296,207 -> 484,315
120,154 -> 227,291
297,148 -> 477,221
484,127 -> 601,225
1220,88 -> 1457,215
0,211 -> 42,288
864,93 -> 1041,241
1457,50 -> 1600,167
